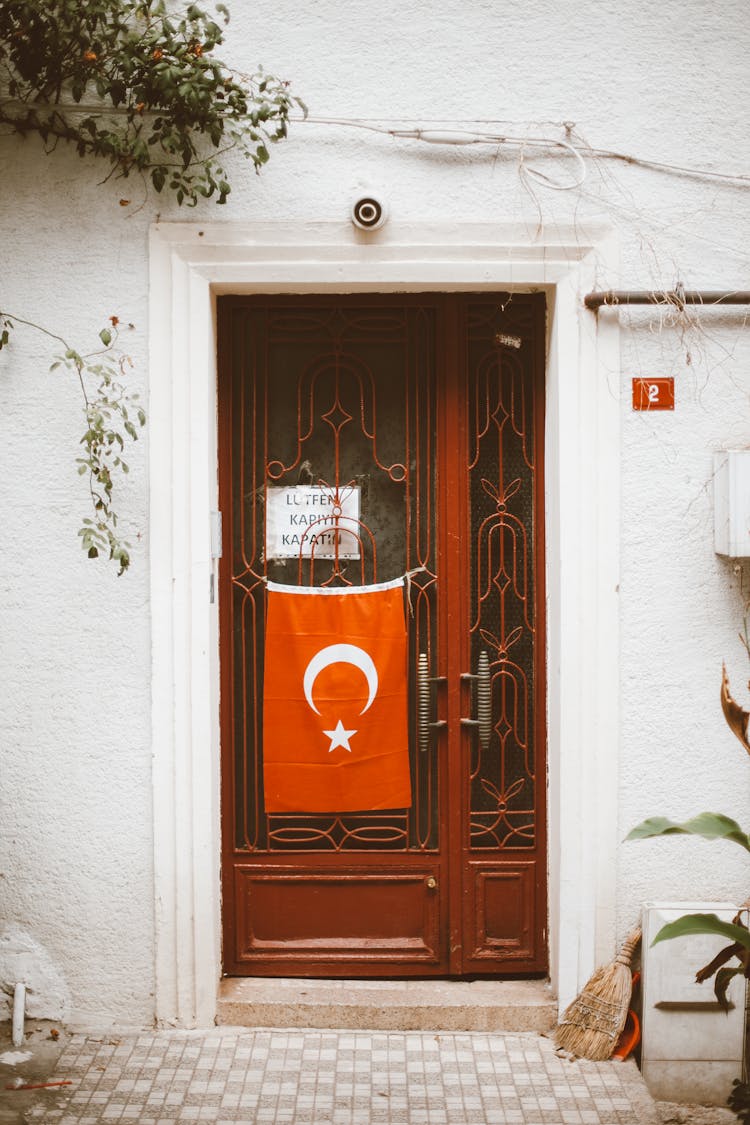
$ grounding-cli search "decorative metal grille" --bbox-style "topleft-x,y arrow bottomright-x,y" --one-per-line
227,300 -> 439,853
466,300 -> 538,850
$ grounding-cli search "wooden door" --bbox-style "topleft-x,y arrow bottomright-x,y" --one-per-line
218,293 -> 547,977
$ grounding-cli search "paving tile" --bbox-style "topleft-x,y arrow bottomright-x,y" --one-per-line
20,1027 -> 661,1124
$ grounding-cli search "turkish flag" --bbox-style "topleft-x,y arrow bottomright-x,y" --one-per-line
263,578 -> 412,812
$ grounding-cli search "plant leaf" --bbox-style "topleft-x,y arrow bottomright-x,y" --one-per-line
652,913 -> 750,950
714,966 -> 743,1012
721,662 -> 750,755
626,812 -> 750,852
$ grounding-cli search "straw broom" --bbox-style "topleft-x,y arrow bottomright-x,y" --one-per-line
554,925 -> 642,1060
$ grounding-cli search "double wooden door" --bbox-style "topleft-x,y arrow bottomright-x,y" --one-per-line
218,293 -> 547,977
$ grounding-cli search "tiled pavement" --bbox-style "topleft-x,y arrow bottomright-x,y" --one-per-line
22,1027 -> 660,1124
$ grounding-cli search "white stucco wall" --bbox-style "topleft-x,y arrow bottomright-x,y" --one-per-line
0,156 -> 155,1025
0,0 -> 748,1026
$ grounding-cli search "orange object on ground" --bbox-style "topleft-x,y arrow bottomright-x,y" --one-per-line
613,971 -> 642,1061
612,1009 -> 641,1060
6,1080 -> 73,1091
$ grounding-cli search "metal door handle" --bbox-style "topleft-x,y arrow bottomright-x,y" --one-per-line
417,652 -> 447,753
460,650 -> 492,749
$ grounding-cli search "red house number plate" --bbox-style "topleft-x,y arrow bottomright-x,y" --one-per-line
632,377 -> 675,411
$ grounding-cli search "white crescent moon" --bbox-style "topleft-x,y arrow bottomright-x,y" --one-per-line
303,644 -> 378,715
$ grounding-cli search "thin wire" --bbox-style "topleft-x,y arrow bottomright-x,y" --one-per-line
577,181 -> 750,265
519,140 -> 587,192
296,116 -> 750,189
300,118 -> 590,189
584,144 -> 750,187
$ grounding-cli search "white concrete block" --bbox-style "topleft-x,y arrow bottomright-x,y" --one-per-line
642,1060 -> 744,1105
641,903 -> 746,1104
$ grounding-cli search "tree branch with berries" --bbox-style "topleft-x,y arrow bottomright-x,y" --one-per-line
0,0 -> 303,204
0,1 -> 303,571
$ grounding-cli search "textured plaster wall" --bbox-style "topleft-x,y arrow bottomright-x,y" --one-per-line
0,0 -> 748,1024
0,157 -> 155,1025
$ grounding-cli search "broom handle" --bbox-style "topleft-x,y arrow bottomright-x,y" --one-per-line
614,925 -> 642,967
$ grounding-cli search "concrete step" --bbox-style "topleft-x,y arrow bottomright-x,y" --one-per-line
217,978 -> 557,1032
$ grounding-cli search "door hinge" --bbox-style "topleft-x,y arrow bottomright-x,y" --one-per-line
210,510 -> 223,559
210,511 -> 222,604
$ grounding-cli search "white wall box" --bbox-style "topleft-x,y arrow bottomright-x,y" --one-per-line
714,451 -> 750,557
641,902 -> 747,1104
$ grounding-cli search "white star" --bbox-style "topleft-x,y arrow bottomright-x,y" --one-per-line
323,718 -> 357,753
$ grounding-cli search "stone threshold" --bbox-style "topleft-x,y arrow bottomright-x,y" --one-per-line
217,977 -> 557,1032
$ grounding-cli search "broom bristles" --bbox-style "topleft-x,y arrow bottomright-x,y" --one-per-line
554,925 -> 641,1061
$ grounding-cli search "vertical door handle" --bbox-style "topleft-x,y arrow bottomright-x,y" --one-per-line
417,652 -> 447,752
460,650 -> 492,749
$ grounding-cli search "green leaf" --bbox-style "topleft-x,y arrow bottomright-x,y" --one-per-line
626,812 -> 750,852
99,328 -> 112,346
714,966 -> 743,1012
652,914 -> 750,950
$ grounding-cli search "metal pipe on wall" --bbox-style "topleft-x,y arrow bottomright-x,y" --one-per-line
584,290 -> 750,311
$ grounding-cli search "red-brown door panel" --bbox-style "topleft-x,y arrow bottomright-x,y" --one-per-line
461,860 -> 544,973
233,865 -> 441,969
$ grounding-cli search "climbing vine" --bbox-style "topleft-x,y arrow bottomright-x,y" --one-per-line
0,0 -> 302,571
0,315 -> 144,574
0,0 -> 302,204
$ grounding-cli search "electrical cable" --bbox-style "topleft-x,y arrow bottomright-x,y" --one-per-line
296,115 -> 750,189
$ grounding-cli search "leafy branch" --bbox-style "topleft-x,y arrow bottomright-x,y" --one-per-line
0,313 -> 144,573
0,0 -> 304,206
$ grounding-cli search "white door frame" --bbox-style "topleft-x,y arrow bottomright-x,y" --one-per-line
148,220 -> 620,1027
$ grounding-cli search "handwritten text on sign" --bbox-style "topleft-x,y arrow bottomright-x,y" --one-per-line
266,486 -> 361,559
